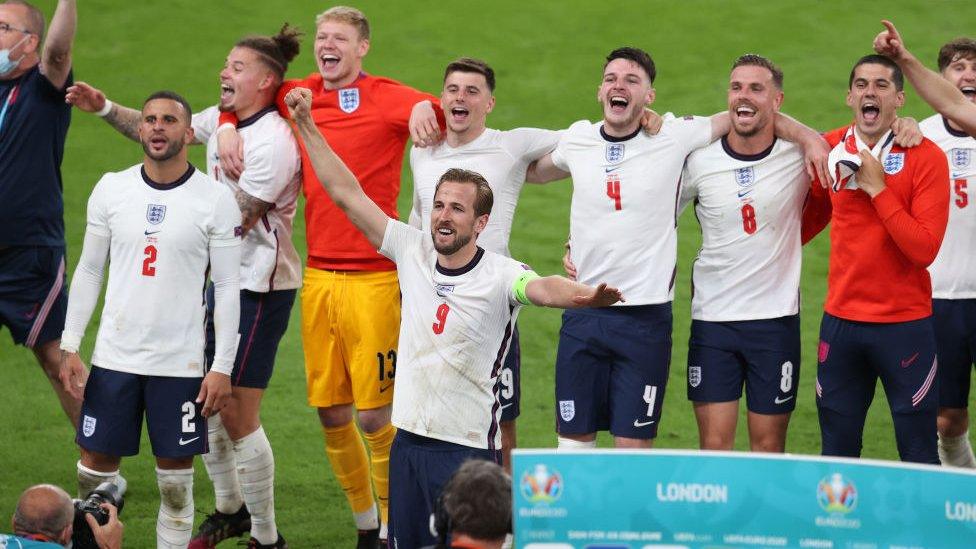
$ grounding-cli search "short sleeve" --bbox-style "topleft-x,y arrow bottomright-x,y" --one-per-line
86,175 -> 111,237
374,79 -> 440,135
379,219 -> 425,262
550,134 -> 571,171
666,115 -> 713,155
237,122 -> 301,204
209,187 -> 243,248
192,106 -> 220,144
503,128 -> 562,163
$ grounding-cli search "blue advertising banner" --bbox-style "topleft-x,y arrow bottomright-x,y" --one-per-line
512,450 -> 976,548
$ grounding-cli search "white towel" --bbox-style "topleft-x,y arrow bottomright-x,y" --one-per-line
827,125 -> 895,192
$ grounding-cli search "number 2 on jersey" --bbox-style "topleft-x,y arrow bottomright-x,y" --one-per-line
432,303 -> 450,334
741,204 -> 757,234
142,245 -> 158,276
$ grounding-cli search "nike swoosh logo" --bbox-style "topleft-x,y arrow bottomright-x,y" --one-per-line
737,189 -> 752,197
901,352 -> 919,368
380,383 -> 393,393
500,403 -> 513,410
144,230 -> 161,235
952,173 -> 969,179
774,395 -> 794,404
178,436 -> 200,446
633,419 -> 656,427
605,167 -> 618,173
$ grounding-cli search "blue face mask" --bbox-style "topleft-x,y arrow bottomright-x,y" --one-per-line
0,34 -> 30,77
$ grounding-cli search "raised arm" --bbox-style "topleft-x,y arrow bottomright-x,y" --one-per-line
524,276 -> 623,309
875,20 -> 976,137
286,87 -> 389,248
65,82 -> 142,142
40,0 -> 76,90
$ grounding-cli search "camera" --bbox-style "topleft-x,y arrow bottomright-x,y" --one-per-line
71,482 -> 124,549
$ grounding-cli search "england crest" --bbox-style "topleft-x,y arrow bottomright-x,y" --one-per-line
951,148 -> 971,169
735,167 -> 755,187
883,152 -> 905,175
605,143 -> 625,163
82,415 -> 97,437
688,366 -> 702,388
339,88 -> 360,113
146,204 -> 167,225
558,400 -> 575,422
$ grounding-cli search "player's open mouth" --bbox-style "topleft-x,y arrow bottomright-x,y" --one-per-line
220,84 -> 234,102
735,104 -> 756,120
321,54 -> 340,69
149,136 -> 168,150
450,106 -> 469,122
435,226 -> 455,237
860,102 -> 880,123
609,96 -> 628,113
961,86 -> 976,100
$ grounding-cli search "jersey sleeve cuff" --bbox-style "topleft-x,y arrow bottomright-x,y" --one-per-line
209,360 -> 234,376
60,332 -> 81,353
871,187 -> 903,220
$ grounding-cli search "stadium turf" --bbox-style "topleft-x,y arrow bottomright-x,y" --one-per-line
2,1 -> 975,546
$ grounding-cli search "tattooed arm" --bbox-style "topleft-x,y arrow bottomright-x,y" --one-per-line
66,82 -> 143,142
235,190 -> 273,236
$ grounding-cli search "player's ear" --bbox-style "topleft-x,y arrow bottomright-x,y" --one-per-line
845,88 -> 854,109
646,87 -> 656,107
185,126 -> 195,145
474,213 -> 489,234
895,89 -> 905,108
357,37 -> 370,58
773,90 -> 784,111
485,95 -> 495,115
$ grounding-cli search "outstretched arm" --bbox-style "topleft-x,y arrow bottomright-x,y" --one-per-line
875,20 -> 976,136
774,112 -> 831,186
526,152 -> 570,183
524,276 -> 623,309
287,87 -> 389,248
66,82 -> 143,142
40,0 -> 76,90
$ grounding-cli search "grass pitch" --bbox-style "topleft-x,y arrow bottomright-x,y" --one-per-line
2,1 -> 976,546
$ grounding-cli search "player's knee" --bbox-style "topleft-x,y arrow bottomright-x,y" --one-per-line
358,406 -> 392,433
700,433 -> 734,451
749,434 -> 785,453
317,404 -> 355,428
938,408 -> 970,437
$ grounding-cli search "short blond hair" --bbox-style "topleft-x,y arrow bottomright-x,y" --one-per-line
315,6 -> 369,40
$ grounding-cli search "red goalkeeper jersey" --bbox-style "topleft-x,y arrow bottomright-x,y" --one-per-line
224,72 -> 441,270
802,125 -> 949,322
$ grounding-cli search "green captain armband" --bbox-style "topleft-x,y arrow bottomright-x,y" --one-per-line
512,270 -> 541,305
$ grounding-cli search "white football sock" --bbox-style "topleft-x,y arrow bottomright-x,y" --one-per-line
77,461 -> 119,499
202,412 -> 245,514
379,521 -> 388,540
557,436 -> 596,451
354,503 -> 379,530
939,431 -> 976,468
156,467 -> 194,548
236,427 -> 278,544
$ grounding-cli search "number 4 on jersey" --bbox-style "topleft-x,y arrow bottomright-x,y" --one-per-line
606,175 -> 622,211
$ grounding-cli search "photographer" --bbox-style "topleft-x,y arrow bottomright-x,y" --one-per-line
2,485 -> 122,549
432,460 -> 512,549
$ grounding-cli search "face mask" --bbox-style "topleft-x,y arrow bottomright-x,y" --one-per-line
0,34 -> 30,76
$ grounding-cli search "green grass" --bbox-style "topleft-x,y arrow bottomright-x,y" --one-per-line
3,1 -> 976,546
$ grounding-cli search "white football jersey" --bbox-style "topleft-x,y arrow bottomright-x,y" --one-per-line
680,137 -> 808,321
920,114 -> 976,299
380,220 -> 532,450
552,117 -> 712,305
409,127 -> 560,257
86,165 -> 241,377
193,106 -> 302,292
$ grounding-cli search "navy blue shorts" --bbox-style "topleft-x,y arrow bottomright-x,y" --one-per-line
206,287 -> 296,389
554,303 -> 672,439
76,366 -> 207,458
687,315 -> 800,414
816,313 -> 939,464
388,429 -> 500,549
0,246 -> 67,348
932,299 -> 976,409
498,324 -> 521,422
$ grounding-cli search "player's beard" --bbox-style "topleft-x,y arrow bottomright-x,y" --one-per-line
142,138 -> 186,162
432,228 -> 472,256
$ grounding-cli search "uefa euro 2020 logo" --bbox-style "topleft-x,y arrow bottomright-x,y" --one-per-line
520,464 -> 563,504
817,473 -> 858,514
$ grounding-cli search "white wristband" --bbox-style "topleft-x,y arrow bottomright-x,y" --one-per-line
95,99 -> 113,118
216,122 -> 236,134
